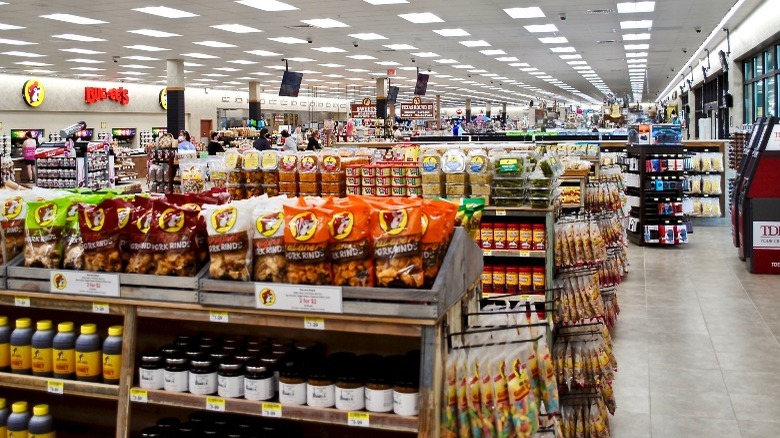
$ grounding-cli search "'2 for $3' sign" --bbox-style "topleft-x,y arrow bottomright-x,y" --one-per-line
85,86 -> 130,105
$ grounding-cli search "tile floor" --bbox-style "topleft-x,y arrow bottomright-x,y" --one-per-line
609,224 -> 780,437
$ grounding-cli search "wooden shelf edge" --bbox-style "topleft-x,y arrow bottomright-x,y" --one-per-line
133,388 -> 419,433
0,373 -> 120,400
482,249 -> 546,258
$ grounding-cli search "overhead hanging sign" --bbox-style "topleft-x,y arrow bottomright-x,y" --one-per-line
351,98 -> 376,119
85,86 -> 129,105
399,97 -> 435,120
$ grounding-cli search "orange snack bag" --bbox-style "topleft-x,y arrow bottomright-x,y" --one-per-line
328,197 -> 374,287
422,199 -> 458,288
368,197 -> 424,288
283,200 -> 333,285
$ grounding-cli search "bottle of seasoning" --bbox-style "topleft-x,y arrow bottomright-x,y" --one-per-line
10,317 -> 33,375
28,404 -> 55,438
75,323 -> 101,382
0,317 -> 10,372
335,369 -> 365,411
7,402 -> 31,438
492,265 -> 506,295
532,267 -> 546,292
53,322 -> 76,380
507,224 -> 520,249
505,266 -> 519,295
217,359 -> 244,398
393,372 -> 420,416
519,267 -> 533,293
278,366 -> 307,406
480,222 -> 494,249
306,366 -> 335,408
365,365 -> 393,413
482,265 -> 493,295
139,352 -> 165,390
0,398 -> 9,438
31,320 -> 54,377
174,334 -> 196,348
163,354 -> 189,392
102,326 -> 123,384
189,358 -> 218,395
533,224 -> 546,250
520,223 -> 533,250
177,421 -> 200,438
493,223 -> 507,250
244,361 -> 275,401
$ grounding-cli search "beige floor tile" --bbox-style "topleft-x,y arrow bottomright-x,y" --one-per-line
650,390 -> 736,419
730,393 -> 780,423
651,415 -> 742,438
609,411 -> 652,438
738,420 -> 780,438
649,367 -> 727,394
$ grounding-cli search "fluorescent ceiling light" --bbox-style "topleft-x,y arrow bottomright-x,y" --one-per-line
287,57 -> 315,62
621,20 -> 653,29
481,73 -> 499,77
346,68 -> 369,72
16,61 -> 51,66
550,47 -> 576,53
364,0 -> 408,4
468,69 -> 487,73
617,1 -> 655,13
53,34 -> 105,42
480,49 -> 506,55
250,72 -> 272,75
245,49 -> 281,56
67,58 -> 103,63
433,28 -> 469,37
572,66 -> 591,70
376,61 -> 401,66
118,71 -> 147,75
2,51 -> 45,57
40,13 -> 107,25
125,45 -> 170,52
312,47 -> 347,53
460,40 -> 490,47
212,24 -> 262,33
411,52 -> 438,57
624,44 -> 649,50
25,69 -> 56,74
319,63 -> 344,68
60,48 -> 104,55
579,70 -> 596,74
629,68 -> 646,72
434,58 -> 458,64
71,66 -> 103,71
268,37 -> 308,44
133,6 -> 198,18
520,67 -> 538,72
347,54 -> 376,60
524,24 -> 558,33
227,60 -> 257,65
623,33 -> 651,41
323,74 -> 343,78
528,71 -> 545,76
0,38 -> 35,45
539,37 -> 568,44
195,41 -> 236,48
383,44 -> 417,50
236,0 -> 298,11
504,6 -> 545,19
349,33 -> 387,40
301,18 -> 349,28
0,23 -> 23,30
214,67 -> 241,71
128,29 -> 180,38
203,73 -> 228,77
398,12 -> 444,23
453,64 -> 475,69
626,52 -> 648,57
568,61 -> 587,65
496,57 -> 519,62
627,59 -> 647,63
123,64 -> 154,69
183,62 -> 203,67
509,63 -> 530,67
181,52 -> 219,59
559,54 -> 582,60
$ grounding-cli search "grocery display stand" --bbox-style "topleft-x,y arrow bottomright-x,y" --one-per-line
0,228 -> 482,437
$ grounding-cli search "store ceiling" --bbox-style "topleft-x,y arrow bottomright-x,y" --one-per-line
0,0 -> 742,107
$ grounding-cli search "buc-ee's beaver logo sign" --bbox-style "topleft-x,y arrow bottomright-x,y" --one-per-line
23,79 -> 45,107
52,273 -> 67,290
289,212 -> 317,242
258,288 -> 276,306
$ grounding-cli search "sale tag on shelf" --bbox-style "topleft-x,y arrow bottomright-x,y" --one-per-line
130,388 -> 148,403
50,271 -> 120,297
348,411 -> 370,427
47,380 -> 64,395
14,296 -> 30,307
483,250 -> 492,257
304,317 -> 325,330
495,209 -> 507,217
255,283 -> 343,314
261,402 -> 282,418
206,397 -> 226,412
209,311 -> 229,323
92,302 -> 110,314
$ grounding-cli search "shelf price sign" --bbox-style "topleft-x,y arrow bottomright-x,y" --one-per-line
92,302 -> 110,314
206,397 -> 226,412
348,411 -> 370,427
130,389 -> 148,403
50,271 -> 120,297
304,317 -> 325,330
209,311 -> 229,323
14,296 -> 30,307
261,402 -> 282,418
255,283 -> 343,314
47,380 -> 64,395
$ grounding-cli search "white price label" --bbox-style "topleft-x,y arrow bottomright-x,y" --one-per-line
304,317 -> 325,330
209,311 -> 229,323
47,380 -> 64,395
261,402 -> 282,418
518,250 -> 531,257
92,302 -> 110,314
495,209 -> 507,216
130,388 -> 148,403
50,271 -> 120,297
206,397 -> 226,412
14,296 -> 30,307
255,283 -> 343,314
483,250 -> 492,257
348,412 -> 370,427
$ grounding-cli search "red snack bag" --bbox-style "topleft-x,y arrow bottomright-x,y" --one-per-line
78,200 -> 122,272
149,201 -> 199,276
126,197 -> 154,274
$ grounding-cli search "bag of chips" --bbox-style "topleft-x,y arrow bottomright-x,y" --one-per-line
78,199 -> 123,272
328,197 -> 374,287
63,194 -> 106,270
252,198 -> 289,282
24,198 -> 71,268
148,201 -> 200,276
422,199 -> 458,288
126,197 -> 154,274
369,197 -> 424,288
0,191 -> 29,264
202,199 -> 254,281
283,200 -> 333,285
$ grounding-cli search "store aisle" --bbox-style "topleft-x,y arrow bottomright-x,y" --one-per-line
609,224 -> 780,438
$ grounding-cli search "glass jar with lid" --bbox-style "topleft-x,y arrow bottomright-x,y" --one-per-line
244,361 -> 275,401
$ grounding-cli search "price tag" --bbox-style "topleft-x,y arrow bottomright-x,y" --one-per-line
14,296 -> 30,307
348,411 -> 370,427
209,311 -> 229,323
255,283 -> 343,314
495,209 -> 507,216
206,397 -> 226,412
304,317 -> 325,330
92,302 -> 110,314
483,250 -> 492,257
130,388 -> 148,403
47,380 -> 64,395
518,250 -> 531,257
261,402 -> 282,418
50,271 -> 120,297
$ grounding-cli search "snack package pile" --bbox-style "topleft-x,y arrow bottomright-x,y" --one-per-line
554,219 -> 607,270
688,152 -> 724,173
555,270 -> 606,327
584,183 -> 623,213
442,307 -> 560,438
559,397 -> 611,438
553,328 -> 616,390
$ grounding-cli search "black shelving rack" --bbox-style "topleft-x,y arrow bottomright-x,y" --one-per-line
625,144 -> 688,246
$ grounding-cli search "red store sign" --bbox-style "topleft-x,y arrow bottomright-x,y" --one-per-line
85,86 -> 130,105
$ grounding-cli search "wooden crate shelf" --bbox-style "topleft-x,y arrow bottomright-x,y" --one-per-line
0,372 -> 120,400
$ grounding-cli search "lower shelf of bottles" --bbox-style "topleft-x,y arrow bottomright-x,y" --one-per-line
130,388 -> 419,433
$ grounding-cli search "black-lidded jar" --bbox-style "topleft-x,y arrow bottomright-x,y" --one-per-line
234,351 -> 256,364
258,353 -> 282,391
278,365 -> 307,406
177,421 -> 200,437
163,354 -> 189,393
335,372 -> 365,411
139,352 -> 165,390
209,350 -> 230,363
217,359 -> 244,398
189,357 -> 217,395
156,416 -> 180,431
140,426 -> 164,437
159,344 -> 181,358
306,366 -> 335,408
365,361 -> 393,413
174,334 -> 196,347
393,370 -> 420,416
244,361 -> 275,401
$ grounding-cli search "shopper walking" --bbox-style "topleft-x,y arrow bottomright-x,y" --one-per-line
177,130 -> 196,151
280,130 -> 297,152
253,128 -> 272,151
207,132 -> 224,155
306,130 -> 321,150
22,131 -> 37,182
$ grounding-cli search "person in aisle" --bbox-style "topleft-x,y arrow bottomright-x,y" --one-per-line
207,131 -> 224,155
280,130 -> 297,152
306,129 -> 321,150
393,125 -> 404,140
345,118 -> 355,141
253,128 -> 272,151
22,131 -> 37,182
177,130 -> 195,151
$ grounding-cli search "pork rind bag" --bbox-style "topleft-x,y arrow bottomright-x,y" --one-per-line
78,199 -> 123,272
422,199 -> 458,288
63,194 -> 106,270
328,197 -> 374,287
0,191 -> 29,263
252,198 -> 287,282
148,201 -> 199,276
24,198 -> 71,268
126,197 -> 154,274
283,201 -> 333,285
202,199 -> 254,281
369,198 -> 424,288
